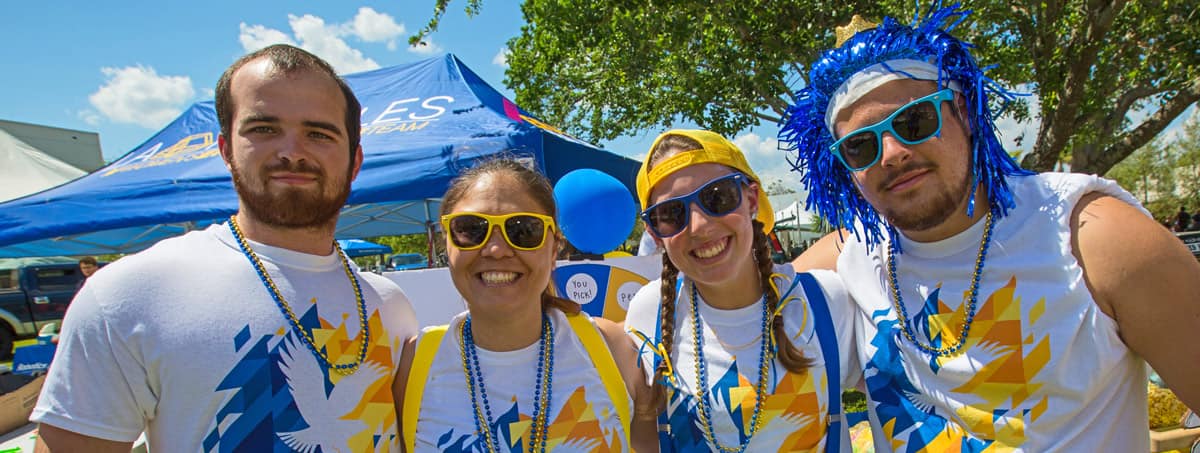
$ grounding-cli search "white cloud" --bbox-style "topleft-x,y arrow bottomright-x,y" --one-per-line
346,7 -> 405,50
733,131 -> 784,172
238,23 -> 296,51
407,35 -> 443,55
76,109 -> 101,127
239,14 -> 381,74
732,131 -> 804,198
733,131 -> 779,158
993,89 -> 1041,161
288,14 -> 380,73
88,65 -> 195,129
237,9 -> 435,73
492,47 -> 510,67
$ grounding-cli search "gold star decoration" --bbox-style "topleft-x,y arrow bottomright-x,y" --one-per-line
835,15 -> 878,48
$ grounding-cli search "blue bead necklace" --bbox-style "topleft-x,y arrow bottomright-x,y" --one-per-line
887,212 -> 994,357
691,281 -> 772,453
459,313 -> 554,453
228,216 -> 369,375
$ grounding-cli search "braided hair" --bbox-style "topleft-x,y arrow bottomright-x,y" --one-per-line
651,251 -> 681,407
752,219 -> 813,373
645,135 -> 811,408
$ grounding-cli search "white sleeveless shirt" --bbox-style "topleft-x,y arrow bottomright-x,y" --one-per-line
411,309 -> 631,452
839,172 -> 1150,451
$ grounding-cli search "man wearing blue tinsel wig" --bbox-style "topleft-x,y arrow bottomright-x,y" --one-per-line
780,3 -> 1200,451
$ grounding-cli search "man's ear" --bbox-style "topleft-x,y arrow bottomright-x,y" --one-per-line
218,134 -> 234,171
350,145 -> 364,181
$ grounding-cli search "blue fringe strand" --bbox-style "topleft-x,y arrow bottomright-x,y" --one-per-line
778,1 -> 1033,252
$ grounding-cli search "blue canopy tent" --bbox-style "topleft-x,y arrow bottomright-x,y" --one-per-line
0,54 -> 638,257
336,239 -> 392,258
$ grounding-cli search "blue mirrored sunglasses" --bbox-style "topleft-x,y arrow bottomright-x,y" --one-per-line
640,173 -> 749,238
830,88 -> 956,171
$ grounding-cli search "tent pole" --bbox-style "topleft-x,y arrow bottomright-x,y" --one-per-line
426,221 -> 435,267
424,198 -> 437,268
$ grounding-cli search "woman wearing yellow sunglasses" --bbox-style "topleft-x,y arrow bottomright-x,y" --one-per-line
625,130 -> 857,452
393,158 -> 658,452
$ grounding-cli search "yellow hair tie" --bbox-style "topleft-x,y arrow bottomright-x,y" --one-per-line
627,327 -> 678,386
766,273 -> 812,354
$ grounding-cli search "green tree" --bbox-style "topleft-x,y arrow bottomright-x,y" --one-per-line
1106,116 -> 1200,221
625,219 -> 647,254
342,234 -> 436,270
369,234 -> 432,256
1105,136 -> 1176,217
1171,117 -> 1200,207
415,0 -> 1198,176
766,178 -> 797,196
969,1 -> 1199,176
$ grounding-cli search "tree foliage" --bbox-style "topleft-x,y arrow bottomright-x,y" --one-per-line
517,1 -> 902,142
416,1 -> 1198,176
1106,116 -> 1200,221
968,0 -> 1200,175
766,178 -> 797,196
369,234 -> 432,256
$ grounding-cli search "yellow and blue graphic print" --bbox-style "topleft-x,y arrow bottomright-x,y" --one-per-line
865,277 -> 1051,451
202,303 -> 398,452
434,386 -> 625,452
662,363 -> 826,452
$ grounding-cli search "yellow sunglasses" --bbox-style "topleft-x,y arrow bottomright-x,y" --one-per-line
440,212 -> 557,251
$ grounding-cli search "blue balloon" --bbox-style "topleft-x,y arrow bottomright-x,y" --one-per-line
553,169 -> 637,254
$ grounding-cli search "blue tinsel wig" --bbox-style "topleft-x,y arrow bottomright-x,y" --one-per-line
778,2 -> 1032,250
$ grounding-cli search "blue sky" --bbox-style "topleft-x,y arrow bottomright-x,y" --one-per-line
2,1 -> 1194,204
1,2 -> 530,159
0,0 -> 821,198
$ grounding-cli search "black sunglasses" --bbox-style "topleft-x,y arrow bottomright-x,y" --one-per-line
640,173 -> 749,238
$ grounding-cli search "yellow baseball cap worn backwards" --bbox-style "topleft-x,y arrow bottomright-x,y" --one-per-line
635,129 -> 775,234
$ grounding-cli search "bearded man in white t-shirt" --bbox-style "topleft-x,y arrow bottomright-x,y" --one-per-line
780,5 -> 1199,452
32,44 -> 419,452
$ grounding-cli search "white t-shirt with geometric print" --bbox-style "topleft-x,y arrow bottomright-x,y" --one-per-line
32,223 -> 419,452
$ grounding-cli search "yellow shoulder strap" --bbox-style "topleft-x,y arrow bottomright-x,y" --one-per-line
402,325 -> 448,453
565,312 -> 632,447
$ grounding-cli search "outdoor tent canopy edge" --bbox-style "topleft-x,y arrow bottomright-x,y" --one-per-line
0,53 -> 639,257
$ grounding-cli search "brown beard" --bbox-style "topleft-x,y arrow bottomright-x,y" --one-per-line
876,160 -> 974,232
230,158 -> 352,229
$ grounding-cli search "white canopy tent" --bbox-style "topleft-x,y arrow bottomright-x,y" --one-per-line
0,129 -> 86,202
773,200 -> 826,255
773,200 -> 819,231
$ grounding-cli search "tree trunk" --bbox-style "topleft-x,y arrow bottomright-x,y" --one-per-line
1071,78 -> 1200,175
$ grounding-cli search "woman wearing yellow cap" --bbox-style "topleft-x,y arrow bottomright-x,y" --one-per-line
624,130 -> 857,452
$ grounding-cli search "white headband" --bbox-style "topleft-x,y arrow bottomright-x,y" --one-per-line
825,59 -> 962,133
